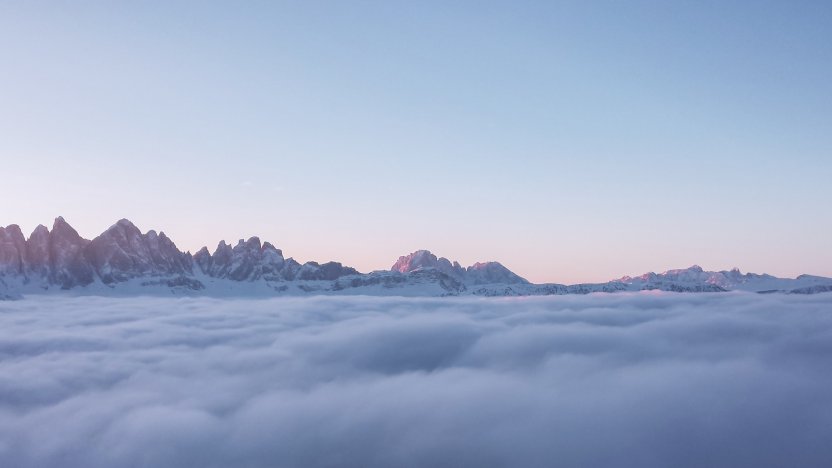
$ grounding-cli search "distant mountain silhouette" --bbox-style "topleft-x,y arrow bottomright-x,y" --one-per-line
1,217 -> 830,300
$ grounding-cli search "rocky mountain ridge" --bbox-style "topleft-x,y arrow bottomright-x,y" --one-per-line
1,217 -> 830,299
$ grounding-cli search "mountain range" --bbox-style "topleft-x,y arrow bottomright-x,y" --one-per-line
1,217 -> 830,300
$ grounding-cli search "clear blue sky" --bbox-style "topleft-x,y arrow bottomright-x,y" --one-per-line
1,1 -> 830,283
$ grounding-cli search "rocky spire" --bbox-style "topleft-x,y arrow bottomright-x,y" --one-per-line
49,217 -> 95,289
85,218 -> 192,284
0,224 -> 26,276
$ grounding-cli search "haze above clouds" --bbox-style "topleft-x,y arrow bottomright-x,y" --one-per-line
1,293 -> 831,467
2,2 -> 831,282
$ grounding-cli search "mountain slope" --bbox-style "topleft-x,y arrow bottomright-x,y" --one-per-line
0,217 -> 829,299
391,249 -> 528,285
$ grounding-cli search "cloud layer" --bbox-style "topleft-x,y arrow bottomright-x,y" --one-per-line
1,293 -> 832,467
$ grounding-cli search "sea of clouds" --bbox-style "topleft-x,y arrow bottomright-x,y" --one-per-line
1,292 -> 831,467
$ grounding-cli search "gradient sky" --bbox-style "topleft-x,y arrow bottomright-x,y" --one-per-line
1,0 -> 830,284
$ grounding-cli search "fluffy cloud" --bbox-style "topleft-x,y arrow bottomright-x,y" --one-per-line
1,293 -> 831,467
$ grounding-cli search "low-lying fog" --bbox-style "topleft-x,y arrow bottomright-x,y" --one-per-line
1,293 -> 831,467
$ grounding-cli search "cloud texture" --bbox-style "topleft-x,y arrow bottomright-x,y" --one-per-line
1,293 -> 832,467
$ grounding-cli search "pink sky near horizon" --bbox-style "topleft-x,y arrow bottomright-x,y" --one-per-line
3,213 -> 828,285
2,2 -> 831,284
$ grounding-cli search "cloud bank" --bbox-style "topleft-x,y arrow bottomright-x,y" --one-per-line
1,293 -> 831,467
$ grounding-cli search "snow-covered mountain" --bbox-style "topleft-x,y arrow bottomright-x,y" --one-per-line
391,249 -> 528,285
612,265 -> 832,294
0,217 -> 830,299
86,219 -> 193,284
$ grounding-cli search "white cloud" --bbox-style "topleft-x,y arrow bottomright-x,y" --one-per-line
1,293 -> 831,467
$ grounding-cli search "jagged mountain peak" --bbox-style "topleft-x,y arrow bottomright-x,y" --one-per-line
392,250 -> 442,273
235,237 -> 262,250
466,261 -> 529,285
212,237 -> 268,253
263,241 -> 281,254
196,235 -> 301,282
115,218 -> 137,228
51,216 -> 83,236
30,224 -> 49,236
1,224 -> 24,237
102,219 -> 142,238
86,218 -> 192,284
392,250 -> 527,285
45,216 -> 94,288
1,217 -> 831,299
652,265 -> 704,276
0,224 -> 26,276
52,216 -> 80,234
612,264 -> 813,292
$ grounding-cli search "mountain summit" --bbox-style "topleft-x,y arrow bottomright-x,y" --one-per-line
391,250 -> 528,285
1,217 -> 830,299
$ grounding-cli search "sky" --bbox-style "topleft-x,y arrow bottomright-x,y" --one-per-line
1,0 -> 830,284
2,294 -> 832,467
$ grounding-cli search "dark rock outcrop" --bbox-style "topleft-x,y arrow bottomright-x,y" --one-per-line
49,217 -> 95,289
85,219 -> 192,284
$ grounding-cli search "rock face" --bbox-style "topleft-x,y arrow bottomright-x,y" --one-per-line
193,237 -> 357,282
195,237 -> 290,281
0,217 -> 365,294
0,217 -> 830,299
86,219 -> 192,284
612,265 -> 780,292
466,261 -> 529,285
46,217 -> 95,289
391,249 -> 528,285
25,225 -> 51,280
18,220 -> 96,289
392,250 -> 466,280
294,261 -> 359,281
0,225 -> 26,276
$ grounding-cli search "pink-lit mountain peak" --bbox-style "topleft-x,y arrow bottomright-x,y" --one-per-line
392,250 -> 449,273
391,250 -> 528,285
